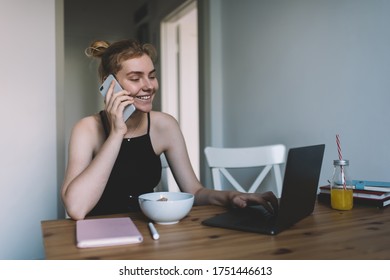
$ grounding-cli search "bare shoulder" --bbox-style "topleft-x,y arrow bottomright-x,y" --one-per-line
149,111 -> 182,154
69,114 -> 105,150
150,111 -> 179,131
72,114 -> 102,136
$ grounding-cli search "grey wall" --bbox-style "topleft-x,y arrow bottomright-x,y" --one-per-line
217,0 -> 390,187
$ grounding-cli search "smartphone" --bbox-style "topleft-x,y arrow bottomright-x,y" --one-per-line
99,74 -> 136,121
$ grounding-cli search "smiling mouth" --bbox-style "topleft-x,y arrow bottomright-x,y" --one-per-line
136,95 -> 151,101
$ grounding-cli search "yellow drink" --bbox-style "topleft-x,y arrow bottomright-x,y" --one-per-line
331,188 -> 353,210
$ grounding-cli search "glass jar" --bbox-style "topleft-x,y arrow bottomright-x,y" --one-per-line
330,160 -> 353,210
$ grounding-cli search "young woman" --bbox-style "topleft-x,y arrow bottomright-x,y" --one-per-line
61,39 -> 278,220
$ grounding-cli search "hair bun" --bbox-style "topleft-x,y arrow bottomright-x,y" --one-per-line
85,40 -> 110,58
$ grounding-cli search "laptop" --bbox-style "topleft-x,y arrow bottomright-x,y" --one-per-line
202,144 -> 325,235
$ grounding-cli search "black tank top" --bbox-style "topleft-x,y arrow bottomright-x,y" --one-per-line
88,111 -> 162,216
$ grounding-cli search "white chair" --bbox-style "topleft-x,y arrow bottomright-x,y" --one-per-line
154,153 -> 180,192
204,144 -> 286,197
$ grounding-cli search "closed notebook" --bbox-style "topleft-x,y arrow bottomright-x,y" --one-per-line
76,217 -> 143,248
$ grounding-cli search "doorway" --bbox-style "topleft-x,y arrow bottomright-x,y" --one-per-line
161,1 -> 199,184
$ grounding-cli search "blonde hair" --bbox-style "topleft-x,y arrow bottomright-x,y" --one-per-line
85,39 -> 157,81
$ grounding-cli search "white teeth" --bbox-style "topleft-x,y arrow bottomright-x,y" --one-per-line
137,95 -> 151,100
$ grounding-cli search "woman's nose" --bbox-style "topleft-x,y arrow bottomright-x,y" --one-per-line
142,78 -> 153,90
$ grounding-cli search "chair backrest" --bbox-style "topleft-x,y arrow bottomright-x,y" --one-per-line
154,153 -> 180,192
204,144 -> 286,197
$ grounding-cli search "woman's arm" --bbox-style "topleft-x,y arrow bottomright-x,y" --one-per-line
152,113 -> 278,214
61,116 -> 124,220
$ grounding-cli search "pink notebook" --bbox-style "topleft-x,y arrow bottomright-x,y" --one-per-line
76,217 -> 143,248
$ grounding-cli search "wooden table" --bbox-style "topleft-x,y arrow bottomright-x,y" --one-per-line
41,201 -> 390,259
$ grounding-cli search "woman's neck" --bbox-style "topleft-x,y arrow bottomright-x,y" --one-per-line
125,111 -> 146,138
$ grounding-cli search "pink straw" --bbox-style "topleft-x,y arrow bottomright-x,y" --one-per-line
336,134 -> 347,190
336,134 -> 342,160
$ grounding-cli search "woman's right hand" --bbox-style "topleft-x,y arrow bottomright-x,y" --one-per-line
104,80 -> 133,136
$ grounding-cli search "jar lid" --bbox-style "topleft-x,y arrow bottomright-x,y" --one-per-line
333,159 -> 349,166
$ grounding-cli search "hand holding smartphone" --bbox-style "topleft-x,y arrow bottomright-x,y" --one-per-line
99,74 -> 136,121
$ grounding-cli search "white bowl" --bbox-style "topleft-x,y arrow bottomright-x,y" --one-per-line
138,192 -> 194,225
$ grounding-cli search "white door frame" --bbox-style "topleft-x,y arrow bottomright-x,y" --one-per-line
160,1 -> 199,186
